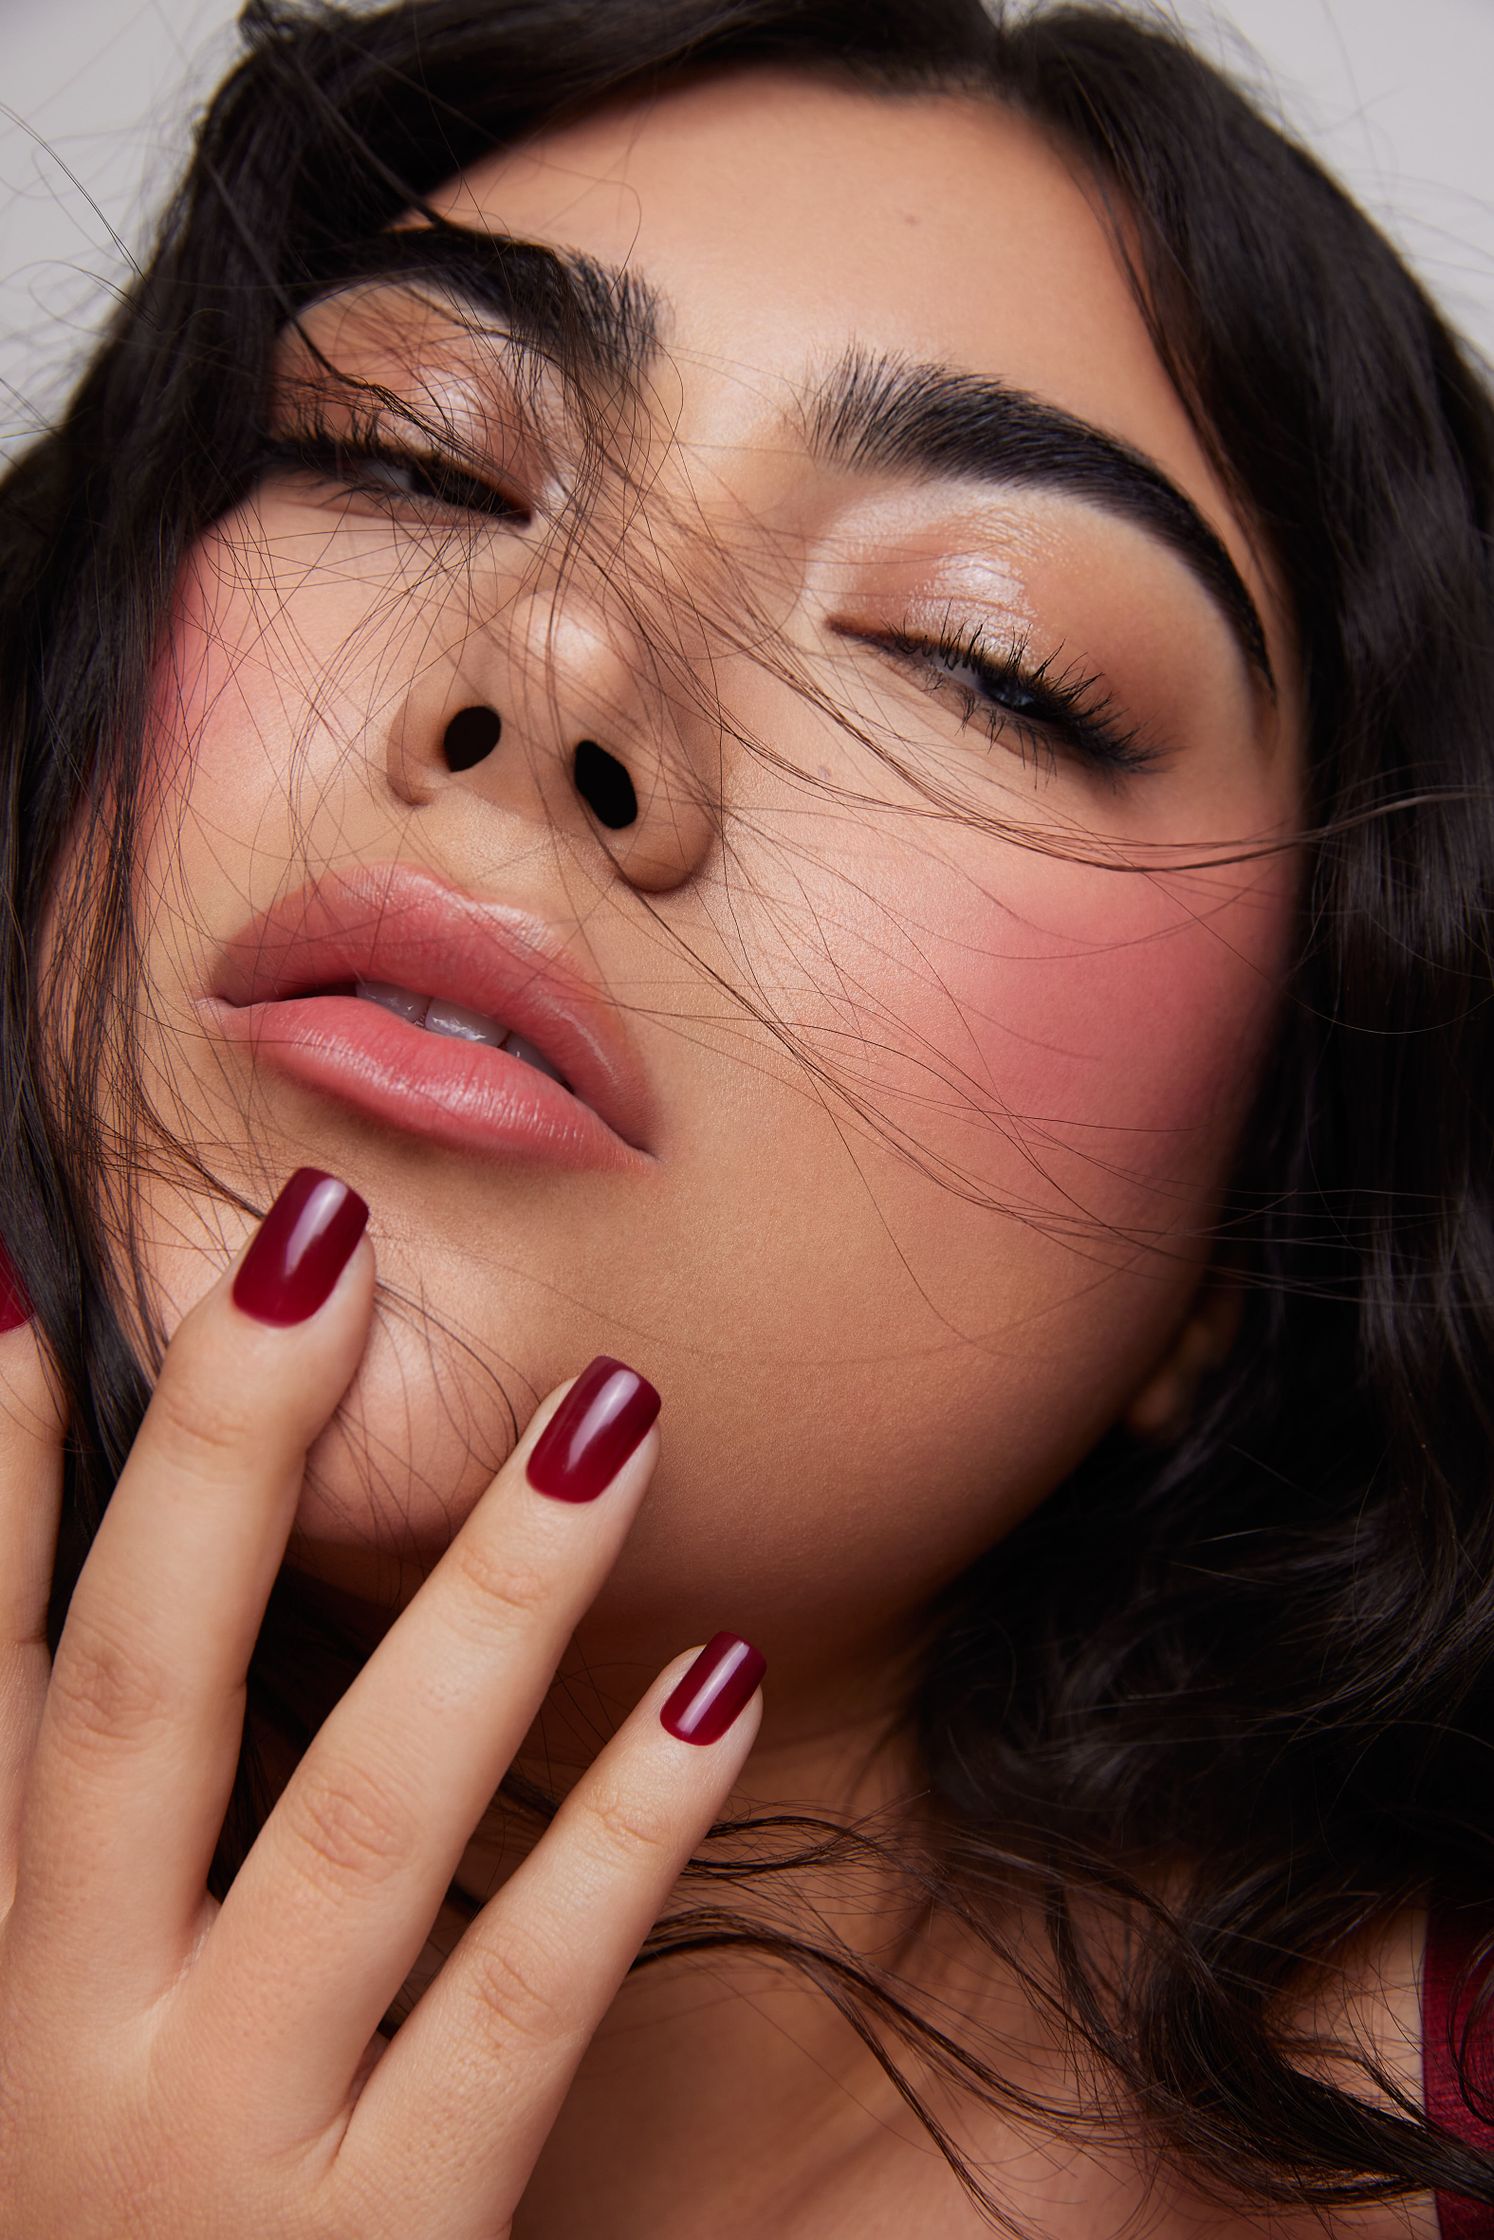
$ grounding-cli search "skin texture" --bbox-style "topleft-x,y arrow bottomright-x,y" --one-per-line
108,70 -> 1301,1679
36,67 -> 1436,2238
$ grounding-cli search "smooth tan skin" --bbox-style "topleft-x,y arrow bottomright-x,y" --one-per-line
1,68 -> 1438,2238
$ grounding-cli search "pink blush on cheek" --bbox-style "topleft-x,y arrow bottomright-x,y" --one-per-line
856,843 -> 1299,1228
142,542 -> 244,801
139,527 -> 314,861
41,552 -> 241,992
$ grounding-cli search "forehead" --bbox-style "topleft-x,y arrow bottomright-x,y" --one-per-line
416,66 -> 1282,660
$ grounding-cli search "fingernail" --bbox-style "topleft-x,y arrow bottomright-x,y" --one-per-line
232,1168 -> 368,1326
660,1632 -> 766,1744
0,1234 -> 32,1333
526,1354 -> 660,1502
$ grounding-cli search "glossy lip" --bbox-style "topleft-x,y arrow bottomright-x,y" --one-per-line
194,863 -> 657,1171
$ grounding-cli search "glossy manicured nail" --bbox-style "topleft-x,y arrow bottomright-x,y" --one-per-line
526,1354 -> 660,1502
231,1168 -> 368,1327
0,1234 -> 32,1332
660,1632 -> 766,1744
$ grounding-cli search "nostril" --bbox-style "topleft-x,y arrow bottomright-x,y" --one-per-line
573,738 -> 637,830
442,704 -> 503,772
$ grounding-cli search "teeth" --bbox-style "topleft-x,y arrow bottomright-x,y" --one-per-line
353,978 -> 570,1091
355,977 -> 429,1025
424,994 -> 508,1048
498,1029 -> 569,1088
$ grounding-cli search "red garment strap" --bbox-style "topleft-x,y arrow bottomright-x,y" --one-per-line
1424,1905 -> 1494,2240
0,1232 -> 31,1332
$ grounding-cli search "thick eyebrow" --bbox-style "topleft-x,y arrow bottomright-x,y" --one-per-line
801,346 -> 1275,694
286,220 -> 665,388
282,236 -> 1273,693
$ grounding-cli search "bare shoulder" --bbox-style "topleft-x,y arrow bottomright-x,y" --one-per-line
852,1904 -> 1439,2240
1283,1903 -> 1427,2120
1123,1901 -> 1437,2240
1255,1902 -> 1436,2240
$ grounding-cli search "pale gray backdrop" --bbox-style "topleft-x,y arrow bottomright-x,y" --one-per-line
2,0 -> 1492,457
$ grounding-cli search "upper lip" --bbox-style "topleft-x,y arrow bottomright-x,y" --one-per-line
205,862 -> 656,1155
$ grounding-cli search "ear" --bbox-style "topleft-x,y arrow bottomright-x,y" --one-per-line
1122,1268 -> 1245,1443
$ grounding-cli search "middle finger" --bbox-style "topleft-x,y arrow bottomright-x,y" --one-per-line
181,1351 -> 661,2134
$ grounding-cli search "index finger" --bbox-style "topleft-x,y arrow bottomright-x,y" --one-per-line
0,1244 -> 67,1897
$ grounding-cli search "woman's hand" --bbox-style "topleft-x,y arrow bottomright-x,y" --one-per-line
0,1168 -> 764,2238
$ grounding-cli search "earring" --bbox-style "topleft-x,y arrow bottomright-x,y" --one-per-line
441,704 -> 503,773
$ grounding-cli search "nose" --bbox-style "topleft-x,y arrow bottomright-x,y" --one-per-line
383,575 -> 718,896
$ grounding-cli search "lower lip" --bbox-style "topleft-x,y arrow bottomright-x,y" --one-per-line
197,994 -> 650,1173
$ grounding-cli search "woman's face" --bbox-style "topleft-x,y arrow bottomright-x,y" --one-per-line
55,70 -> 1303,1725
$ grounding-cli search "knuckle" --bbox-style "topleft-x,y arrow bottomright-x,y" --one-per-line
46,1613 -> 184,1757
147,1350 -> 263,1480
274,1754 -> 416,1898
462,1929 -> 566,2052
577,1780 -> 675,1870
308,2155 -> 389,2240
447,1529 -> 552,1634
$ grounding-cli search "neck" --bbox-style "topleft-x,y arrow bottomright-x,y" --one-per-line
255,1571 -> 1437,2240
440,1675 -> 1060,2240
489,1711 -> 1018,2240
261,1568 -> 1066,2235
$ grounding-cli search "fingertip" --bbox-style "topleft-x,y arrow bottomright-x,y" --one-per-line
658,1632 -> 766,1747
524,1356 -> 661,1503
229,1168 -> 371,1329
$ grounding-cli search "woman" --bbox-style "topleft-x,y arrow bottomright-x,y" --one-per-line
0,0 -> 1490,2230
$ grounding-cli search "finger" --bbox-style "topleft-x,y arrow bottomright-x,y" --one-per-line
335,1639 -> 764,2240
10,1170 -> 373,2013
182,1356 -> 664,2133
0,1278 -> 67,1902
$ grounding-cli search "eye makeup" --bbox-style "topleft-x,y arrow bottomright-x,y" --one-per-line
812,485 -> 1273,802
258,393 -> 532,526
832,614 -> 1159,781
259,278 -> 561,521
253,302 -> 1240,801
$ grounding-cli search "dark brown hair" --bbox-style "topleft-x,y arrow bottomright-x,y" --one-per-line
3,0 -> 1492,2224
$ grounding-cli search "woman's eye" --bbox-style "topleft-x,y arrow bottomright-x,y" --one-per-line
264,433 -> 527,523
858,629 -> 1055,733
358,453 -> 439,500
837,623 -> 1157,779
345,444 -> 525,519
923,644 -> 1037,716
355,447 -> 525,516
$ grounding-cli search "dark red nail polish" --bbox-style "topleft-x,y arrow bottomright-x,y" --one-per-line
526,1355 -> 660,1502
0,1234 -> 32,1333
232,1168 -> 368,1327
660,1632 -> 766,1745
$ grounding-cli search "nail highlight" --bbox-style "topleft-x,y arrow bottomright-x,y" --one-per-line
526,1354 -> 660,1501
232,1168 -> 368,1326
660,1632 -> 766,1744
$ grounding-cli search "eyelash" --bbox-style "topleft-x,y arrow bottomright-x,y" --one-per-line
853,616 -> 1158,780
259,398 -> 529,523
260,410 -> 1153,780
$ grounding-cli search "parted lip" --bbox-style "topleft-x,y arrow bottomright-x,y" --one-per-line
202,862 -> 656,1156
